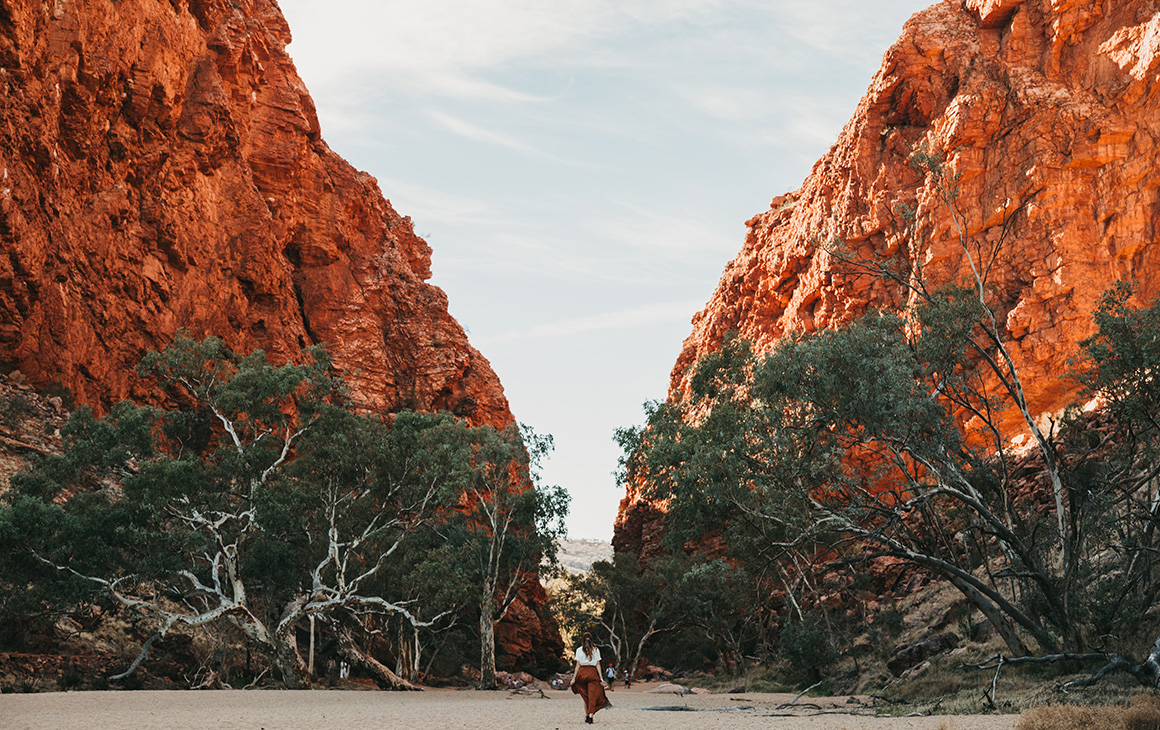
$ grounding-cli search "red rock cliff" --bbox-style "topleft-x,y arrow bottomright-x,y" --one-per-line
0,0 -> 560,671
0,0 -> 506,426
615,0 -> 1160,558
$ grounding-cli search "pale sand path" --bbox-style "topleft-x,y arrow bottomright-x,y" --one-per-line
0,685 -> 1019,730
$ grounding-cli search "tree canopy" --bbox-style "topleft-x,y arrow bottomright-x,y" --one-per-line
0,334 -> 568,688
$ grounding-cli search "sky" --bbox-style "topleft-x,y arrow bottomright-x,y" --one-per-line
276,0 -> 934,540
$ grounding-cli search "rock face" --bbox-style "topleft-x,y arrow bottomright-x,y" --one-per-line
615,0 -> 1160,559
0,0 -> 505,426
0,0 -> 560,671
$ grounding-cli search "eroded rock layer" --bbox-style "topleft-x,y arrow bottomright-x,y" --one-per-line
0,0 -> 560,671
615,0 -> 1160,559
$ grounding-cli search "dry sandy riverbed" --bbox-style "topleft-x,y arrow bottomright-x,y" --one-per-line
0,682 -> 1019,730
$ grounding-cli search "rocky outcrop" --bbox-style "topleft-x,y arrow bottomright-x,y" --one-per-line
0,0 -> 559,671
0,371 -> 67,496
617,0 -> 1160,556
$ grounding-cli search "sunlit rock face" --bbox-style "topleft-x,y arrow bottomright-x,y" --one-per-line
0,0 -> 561,670
0,0 -> 508,426
616,0 -> 1160,559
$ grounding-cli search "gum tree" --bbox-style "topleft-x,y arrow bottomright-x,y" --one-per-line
445,424 -> 568,689
0,335 -> 468,688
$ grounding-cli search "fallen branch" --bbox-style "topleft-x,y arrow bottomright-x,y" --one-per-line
110,629 -> 165,680
775,680 -> 824,709
963,649 -> 1156,697
635,706 -> 696,712
983,654 -> 1003,709
243,668 -> 269,689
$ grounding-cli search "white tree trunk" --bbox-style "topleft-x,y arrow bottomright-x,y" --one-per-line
479,593 -> 498,690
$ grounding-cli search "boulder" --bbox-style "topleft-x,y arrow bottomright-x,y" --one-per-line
886,632 -> 960,677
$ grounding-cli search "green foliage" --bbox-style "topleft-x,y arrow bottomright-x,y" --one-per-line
1079,281 -> 1160,435
614,272 -> 1160,681
778,616 -> 838,680
0,334 -> 566,686
563,551 -> 692,670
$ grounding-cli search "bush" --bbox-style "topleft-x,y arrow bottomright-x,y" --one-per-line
59,668 -> 84,690
778,616 -> 838,680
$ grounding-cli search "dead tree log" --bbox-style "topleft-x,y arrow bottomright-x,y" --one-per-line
967,636 -> 1160,707
337,628 -> 422,691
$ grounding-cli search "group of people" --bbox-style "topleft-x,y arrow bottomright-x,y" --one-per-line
604,664 -> 631,688
567,634 -> 630,724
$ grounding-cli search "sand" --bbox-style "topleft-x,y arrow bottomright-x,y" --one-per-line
0,682 -> 1020,730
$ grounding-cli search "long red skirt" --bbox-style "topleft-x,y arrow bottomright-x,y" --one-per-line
571,665 -> 609,716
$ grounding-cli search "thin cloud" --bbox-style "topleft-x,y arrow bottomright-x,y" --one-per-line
373,177 -> 511,228
592,200 -> 741,258
428,110 -> 550,156
474,300 -> 706,346
280,0 -> 783,99
427,110 -> 603,168
674,85 -> 780,122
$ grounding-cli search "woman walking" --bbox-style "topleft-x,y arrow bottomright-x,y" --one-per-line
569,633 -> 610,724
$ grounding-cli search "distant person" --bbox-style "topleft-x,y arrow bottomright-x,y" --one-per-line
623,668 -> 631,689
605,664 -> 616,688
569,633 -> 610,724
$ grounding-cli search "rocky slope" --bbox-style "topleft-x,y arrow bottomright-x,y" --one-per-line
616,0 -> 1160,558
0,0 -> 560,672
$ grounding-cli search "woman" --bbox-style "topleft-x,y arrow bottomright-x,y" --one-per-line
569,633 -> 610,724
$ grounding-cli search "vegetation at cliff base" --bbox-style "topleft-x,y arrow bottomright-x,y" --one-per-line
607,279 -> 1160,699
0,334 -> 567,690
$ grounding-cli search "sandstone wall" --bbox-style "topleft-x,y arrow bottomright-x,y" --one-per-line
616,0 -> 1160,558
0,0 -> 560,671
0,0 -> 508,426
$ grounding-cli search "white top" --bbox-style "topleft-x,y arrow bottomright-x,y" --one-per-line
574,646 -> 601,666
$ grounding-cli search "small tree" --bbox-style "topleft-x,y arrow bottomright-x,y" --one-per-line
443,424 -> 568,689
778,615 -> 838,682
563,552 -> 691,676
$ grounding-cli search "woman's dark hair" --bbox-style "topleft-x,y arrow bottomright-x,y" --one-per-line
581,633 -> 595,661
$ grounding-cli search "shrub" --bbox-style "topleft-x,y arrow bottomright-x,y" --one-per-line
59,668 -> 84,690
1017,697 -> 1160,730
1124,694 -> 1160,730
778,616 -> 838,680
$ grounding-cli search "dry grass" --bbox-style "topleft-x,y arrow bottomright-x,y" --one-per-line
1017,694 -> 1160,730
